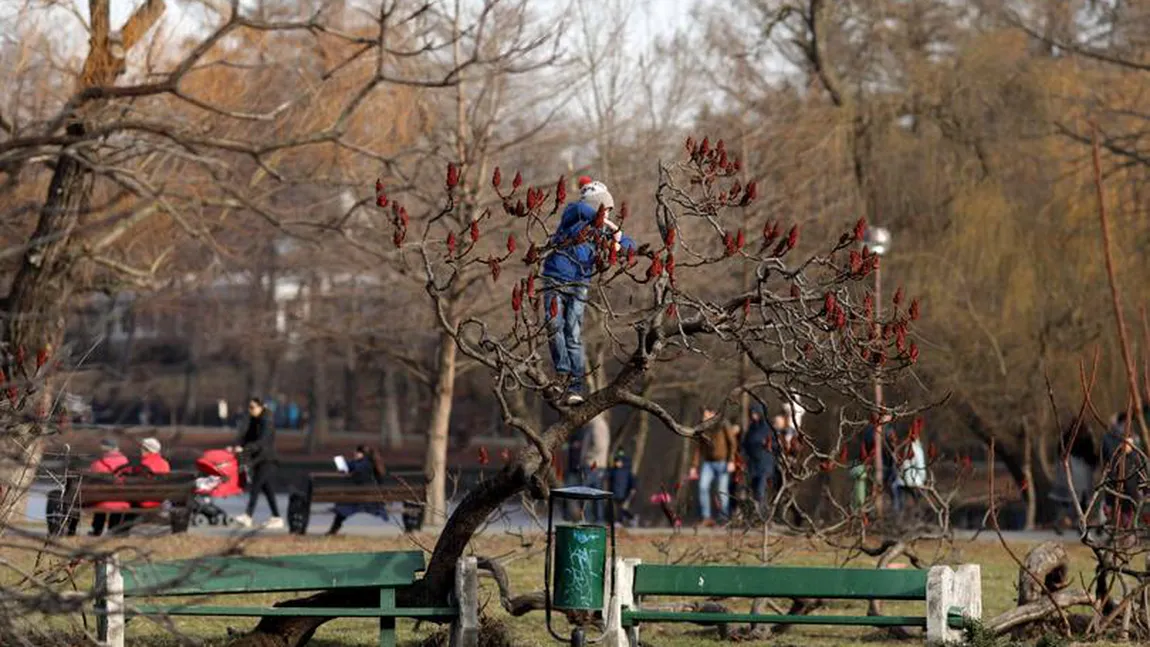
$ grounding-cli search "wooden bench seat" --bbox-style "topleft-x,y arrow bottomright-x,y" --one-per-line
601,560 -> 982,646
47,472 -> 196,536
287,471 -> 427,535
94,550 -> 479,647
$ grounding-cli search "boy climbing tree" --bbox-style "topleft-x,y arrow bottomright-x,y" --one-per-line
541,179 -> 636,404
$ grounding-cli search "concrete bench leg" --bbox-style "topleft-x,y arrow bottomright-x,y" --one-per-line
451,556 -> 478,647
95,555 -> 125,647
927,564 -> 981,644
603,558 -> 640,647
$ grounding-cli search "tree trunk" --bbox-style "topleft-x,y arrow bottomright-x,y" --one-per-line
424,329 -> 458,525
343,346 -> 358,432
180,319 -> 200,425
306,274 -> 330,453
632,408 -> 651,472
380,365 -> 403,450
0,122 -> 92,530
1022,421 -> 1037,531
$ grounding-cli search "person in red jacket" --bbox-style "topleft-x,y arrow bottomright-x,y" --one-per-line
138,437 -> 170,506
89,438 -> 129,536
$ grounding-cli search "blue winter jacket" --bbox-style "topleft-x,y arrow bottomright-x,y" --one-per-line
741,403 -> 778,478
608,455 -> 637,502
542,202 -> 636,284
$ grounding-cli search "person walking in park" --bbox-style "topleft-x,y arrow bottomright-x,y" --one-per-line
580,412 -> 611,522
607,449 -> 639,527
88,438 -> 129,536
562,423 -> 588,520
232,397 -> 283,529
690,407 -> 738,526
740,403 -> 776,519
541,180 -> 636,405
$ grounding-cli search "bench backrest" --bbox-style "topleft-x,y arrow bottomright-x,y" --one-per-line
70,472 -> 197,505
122,550 -> 426,596
632,565 -> 929,601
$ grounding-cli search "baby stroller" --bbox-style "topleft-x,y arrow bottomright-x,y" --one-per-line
191,448 -> 243,526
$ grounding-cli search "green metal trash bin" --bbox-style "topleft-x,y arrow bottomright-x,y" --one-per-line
552,524 -> 607,610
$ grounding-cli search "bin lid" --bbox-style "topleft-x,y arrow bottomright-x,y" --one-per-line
551,485 -> 613,501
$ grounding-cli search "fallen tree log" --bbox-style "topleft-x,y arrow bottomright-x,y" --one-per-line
987,589 -> 1094,635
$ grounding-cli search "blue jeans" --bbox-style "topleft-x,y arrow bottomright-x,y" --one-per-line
698,461 -> 730,521
544,279 -> 588,393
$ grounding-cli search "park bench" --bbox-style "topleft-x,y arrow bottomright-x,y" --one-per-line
287,470 -> 426,535
46,471 -> 196,536
94,550 -> 479,647
602,560 -> 981,646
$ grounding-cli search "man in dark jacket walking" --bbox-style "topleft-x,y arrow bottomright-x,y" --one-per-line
608,450 -> 638,527
542,181 -> 637,405
232,397 -> 283,529
740,403 -> 777,519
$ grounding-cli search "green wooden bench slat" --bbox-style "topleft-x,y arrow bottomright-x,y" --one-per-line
123,551 -> 425,595
632,565 -> 928,600
128,605 -> 457,618
622,611 -> 927,627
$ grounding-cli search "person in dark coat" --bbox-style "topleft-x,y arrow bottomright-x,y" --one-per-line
740,402 -> 777,518
232,397 -> 282,529
1100,412 -> 1145,530
327,446 -> 389,535
607,450 -> 638,527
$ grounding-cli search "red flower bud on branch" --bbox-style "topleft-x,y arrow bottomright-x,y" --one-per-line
511,285 -> 523,312
665,253 -> 676,277
724,232 -> 736,256
928,442 -> 939,462
863,293 -> 874,320
492,167 -> 502,188
0,369 -> 5,384
556,176 -> 567,206
647,256 -> 664,279
823,292 -> 837,314
786,224 -> 799,250
470,220 -> 480,243
525,244 -> 539,265
854,217 -> 867,242
735,228 -> 745,251
594,204 -> 607,228
507,234 -> 517,254
478,447 -> 490,465
743,298 -> 751,318
549,295 -> 559,319
909,299 -> 920,321
488,257 -> 501,282
627,247 -> 636,266
608,244 -> 618,265
849,249 -> 863,275
741,181 -> 757,206
664,227 -> 677,247
376,192 -> 389,208
36,347 -> 48,368
666,303 -> 677,318
700,137 -> 711,156
513,171 -> 523,189
446,232 -> 457,256
6,386 -> 17,405
835,309 -> 847,330
893,286 -> 904,306
446,163 -> 460,189
393,230 -> 405,247
375,179 -> 384,193
526,274 -> 536,298
909,342 -> 920,363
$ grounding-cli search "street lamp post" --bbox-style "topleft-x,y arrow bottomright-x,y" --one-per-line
863,226 -> 891,515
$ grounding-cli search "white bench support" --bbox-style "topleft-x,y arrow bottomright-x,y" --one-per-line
603,558 -> 640,647
927,564 -> 981,644
95,555 -> 125,647
450,556 -> 479,647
